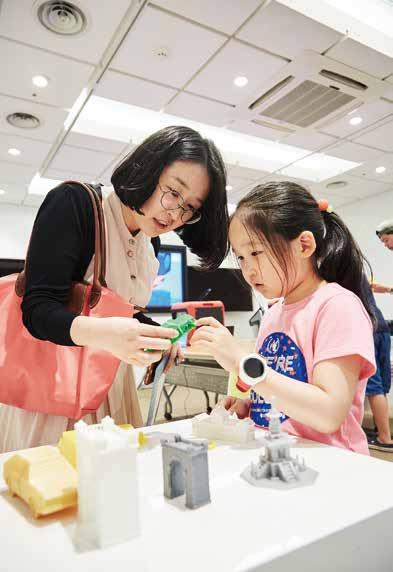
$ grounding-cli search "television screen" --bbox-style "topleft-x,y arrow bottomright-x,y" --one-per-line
187,267 -> 253,311
147,245 -> 187,312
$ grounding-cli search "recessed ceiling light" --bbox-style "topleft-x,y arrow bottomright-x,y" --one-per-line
375,166 -> 386,174
233,76 -> 248,88
349,116 -> 363,126
32,75 -> 49,88
0,189 -> 5,195
226,185 -> 233,191
8,147 -> 21,156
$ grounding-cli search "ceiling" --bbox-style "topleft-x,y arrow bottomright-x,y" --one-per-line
0,0 -> 393,211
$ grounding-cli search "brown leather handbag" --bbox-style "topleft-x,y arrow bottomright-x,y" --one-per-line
0,182 -> 134,418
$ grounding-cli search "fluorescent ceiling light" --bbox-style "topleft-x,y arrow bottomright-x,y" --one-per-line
32,75 -> 49,88
349,116 -> 363,126
233,76 -> 248,87
64,87 -> 90,130
277,0 -> 393,57
226,185 -> 233,191
280,153 -> 359,182
375,166 -> 386,173
0,189 -> 5,195
28,173 -> 62,195
72,95 -> 358,182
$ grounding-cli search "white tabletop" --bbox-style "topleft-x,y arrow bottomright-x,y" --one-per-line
1,420 -> 393,572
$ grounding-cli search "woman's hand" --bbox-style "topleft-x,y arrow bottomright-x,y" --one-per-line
190,316 -> 247,372
221,396 -> 251,419
70,316 -> 177,367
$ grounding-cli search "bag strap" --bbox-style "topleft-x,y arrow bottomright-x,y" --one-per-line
16,181 -> 107,310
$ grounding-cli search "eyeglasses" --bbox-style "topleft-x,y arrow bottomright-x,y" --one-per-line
159,185 -> 202,224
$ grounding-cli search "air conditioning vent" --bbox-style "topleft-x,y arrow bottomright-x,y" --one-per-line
37,1 -> 87,35
6,112 -> 41,129
319,69 -> 368,91
249,76 -> 294,111
251,118 -> 295,134
260,80 -> 355,127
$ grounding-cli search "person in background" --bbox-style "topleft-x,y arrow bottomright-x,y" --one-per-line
191,182 -> 375,455
372,219 -> 393,293
0,125 -> 229,452
361,276 -> 392,451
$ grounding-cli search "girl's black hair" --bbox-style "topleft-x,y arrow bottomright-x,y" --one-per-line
235,181 -> 375,322
111,125 -> 229,270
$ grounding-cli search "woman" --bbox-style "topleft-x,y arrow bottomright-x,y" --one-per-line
0,125 -> 229,452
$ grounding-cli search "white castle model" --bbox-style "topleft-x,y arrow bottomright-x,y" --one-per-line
192,405 -> 255,443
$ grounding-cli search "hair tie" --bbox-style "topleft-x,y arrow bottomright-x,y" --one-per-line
317,199 -> 333,213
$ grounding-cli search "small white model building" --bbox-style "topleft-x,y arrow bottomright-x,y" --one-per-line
75,416 -> 140,549
241,405 -> 318,489
192,405 -> 255,443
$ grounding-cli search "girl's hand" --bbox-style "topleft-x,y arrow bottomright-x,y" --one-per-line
163,342 -> 184,374
222,396 -> 251,419
70,316 -> 177,367
190,316 -> 247,372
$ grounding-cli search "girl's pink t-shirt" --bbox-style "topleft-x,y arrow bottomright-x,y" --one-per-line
251,283 -> 376,455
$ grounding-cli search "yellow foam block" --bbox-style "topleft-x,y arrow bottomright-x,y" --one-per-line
58,423 -> 134,468
3,446 -> 77,518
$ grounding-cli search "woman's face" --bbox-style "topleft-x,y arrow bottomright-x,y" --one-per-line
127,160 -> 210,236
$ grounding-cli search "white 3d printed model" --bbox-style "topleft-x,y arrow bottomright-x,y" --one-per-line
75,416 -> 140,548
192,405 -> 255,443
241,405 -> 318,489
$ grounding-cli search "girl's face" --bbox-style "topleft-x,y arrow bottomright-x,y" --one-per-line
126,160 -> 210,236
229,215 -> 299,299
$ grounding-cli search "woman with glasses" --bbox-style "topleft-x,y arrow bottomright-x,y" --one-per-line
1,125 -> 228,451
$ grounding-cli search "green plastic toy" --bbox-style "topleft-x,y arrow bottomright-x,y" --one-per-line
147,313 -> 196,351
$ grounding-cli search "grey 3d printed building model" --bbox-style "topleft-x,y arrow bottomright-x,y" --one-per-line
161,435 -> 211,509
242,406 -> 318,489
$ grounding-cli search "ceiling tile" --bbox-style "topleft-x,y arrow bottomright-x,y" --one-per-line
0,38 -> 93,108
153,0 -> 261,34
165,92 -> 233,126
49,145 -> 116,177
44,167 -> 98,183
345,153 -> 393,184
188,40 -> 288,105
0,0 -> 131,65
328,38 -> 393,79
237,0 -> 341,60
65,132 -> 127,155
325,141 -> 384,163
0,94 -> 67,142
111,5 -> 226,88
0,160 -> 36,185
226,175 -> 254,193
227,165 -> 268,180
282,130 -> 337,151
310,175 -> 392,201
0,132 -> 51,167
228,118 -> 286,141
96,70 -> 177,111
353,117 -> 393,152
320,98 -> 393,139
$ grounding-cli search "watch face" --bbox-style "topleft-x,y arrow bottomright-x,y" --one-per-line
244,357 -> 264,379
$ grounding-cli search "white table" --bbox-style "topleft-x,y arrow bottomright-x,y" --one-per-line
1,420 -> 393,572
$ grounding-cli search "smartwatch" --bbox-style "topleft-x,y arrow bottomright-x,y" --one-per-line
236,353 -> 267,392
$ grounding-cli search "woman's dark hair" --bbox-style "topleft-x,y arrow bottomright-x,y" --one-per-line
234,181 -> 375,322
111,125 -> 228,270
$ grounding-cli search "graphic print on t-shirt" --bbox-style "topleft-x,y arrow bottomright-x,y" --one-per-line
250,332 -> 308,427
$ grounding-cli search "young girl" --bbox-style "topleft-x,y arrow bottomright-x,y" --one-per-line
191,181 -> 376,454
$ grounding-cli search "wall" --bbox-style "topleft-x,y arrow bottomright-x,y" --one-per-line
338,190 -> 393,319
0,204 -> 37,260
